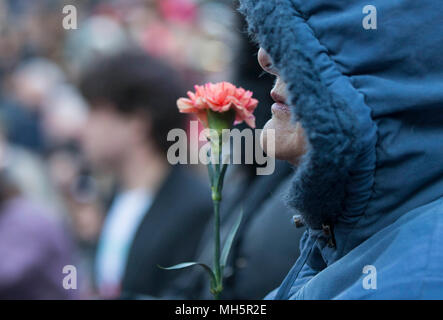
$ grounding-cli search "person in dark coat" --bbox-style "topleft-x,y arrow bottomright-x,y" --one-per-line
79,50 -> 212,298
121,165 -> 212,298
239,0 -> 443,299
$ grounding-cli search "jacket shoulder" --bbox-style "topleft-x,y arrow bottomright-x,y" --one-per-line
337,198 -> 443,299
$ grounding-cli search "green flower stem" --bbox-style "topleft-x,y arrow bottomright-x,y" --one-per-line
210,131 -> 225,300
206,109 -> 235,300
163,109 -> 243,300
212,198 -> 222,299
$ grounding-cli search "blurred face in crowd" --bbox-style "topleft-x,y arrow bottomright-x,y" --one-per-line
258,48 -> 307,165
81,104 -> 148,170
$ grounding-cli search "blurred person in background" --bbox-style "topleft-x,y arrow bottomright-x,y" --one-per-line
0,125 -> 76,299
46,143 -> 106,297
0,58 -> 61,154
1,57 -> 92,223
79,49 -> 212,299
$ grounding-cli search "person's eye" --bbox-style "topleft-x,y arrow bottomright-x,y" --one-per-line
261,58 -> 273,71
262,58 -> 278,75
265,64 -> 279,76
258,48 -> 279,76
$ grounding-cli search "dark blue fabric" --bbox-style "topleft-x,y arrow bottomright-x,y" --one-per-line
239,0 -> 443,299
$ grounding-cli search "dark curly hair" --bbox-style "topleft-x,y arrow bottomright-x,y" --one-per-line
79,49 -> 186,155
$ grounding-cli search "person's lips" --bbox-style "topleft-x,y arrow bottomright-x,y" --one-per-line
271,102 -> 290,112
271,102 -> 290,114
270,91 -> 290,116
270,90 -> 286,104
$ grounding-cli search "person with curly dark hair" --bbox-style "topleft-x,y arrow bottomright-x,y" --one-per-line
79,49 -> 212,299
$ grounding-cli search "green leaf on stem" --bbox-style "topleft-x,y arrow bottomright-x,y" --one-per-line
207,161 -> 214,186
159,262 -> 216,284
217,163 -> 228,190
220,210 -> 243,270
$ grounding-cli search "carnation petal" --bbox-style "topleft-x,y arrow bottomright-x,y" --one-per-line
177,98 -> 198,113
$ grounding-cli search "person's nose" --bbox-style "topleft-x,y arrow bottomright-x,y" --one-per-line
258,48 -> 278,76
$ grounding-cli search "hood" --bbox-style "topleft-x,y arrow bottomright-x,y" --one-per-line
239,0 -> 443,260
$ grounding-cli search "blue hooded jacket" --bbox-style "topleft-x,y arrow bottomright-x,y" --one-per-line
239,0 -> 443,299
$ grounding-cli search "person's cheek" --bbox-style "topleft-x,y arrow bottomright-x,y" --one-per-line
261,116 -> 307,164
261,117 -> 292,159
84,116 -> 110,164
279,123 -> 307,165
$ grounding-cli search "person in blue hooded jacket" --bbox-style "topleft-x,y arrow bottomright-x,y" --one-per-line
239,0 -> 443,299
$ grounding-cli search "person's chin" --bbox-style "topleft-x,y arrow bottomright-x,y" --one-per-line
261,117 -> 306,165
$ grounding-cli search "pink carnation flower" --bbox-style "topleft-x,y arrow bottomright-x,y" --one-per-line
177,82 -> 258,128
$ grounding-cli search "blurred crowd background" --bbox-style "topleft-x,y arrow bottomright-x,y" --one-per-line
0,0 -> 298,300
